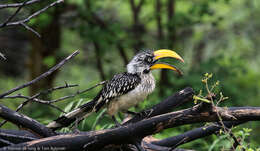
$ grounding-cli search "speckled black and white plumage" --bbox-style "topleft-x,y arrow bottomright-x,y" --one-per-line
47,50 -> 157,129
94,72 -> 141,112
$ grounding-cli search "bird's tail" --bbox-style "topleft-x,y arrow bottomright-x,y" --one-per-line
47,100 -> 96,130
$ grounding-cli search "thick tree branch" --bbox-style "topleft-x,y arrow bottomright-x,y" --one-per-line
0,104 -> 56,137
2,106 -> 259,151
47,87 -> 193,130
0,129 -> 38,147
151,121 -> 246,148
124,87 -> 194,125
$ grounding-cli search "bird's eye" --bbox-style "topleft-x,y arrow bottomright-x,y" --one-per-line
145,56 -> 153,63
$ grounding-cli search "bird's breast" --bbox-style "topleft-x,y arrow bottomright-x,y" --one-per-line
107,73 -> 155,116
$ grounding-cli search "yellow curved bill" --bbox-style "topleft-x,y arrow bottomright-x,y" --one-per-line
150,63 -> 183,75
153,49 -> 184,63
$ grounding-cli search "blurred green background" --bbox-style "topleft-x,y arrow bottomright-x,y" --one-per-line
0,0 -> 260,150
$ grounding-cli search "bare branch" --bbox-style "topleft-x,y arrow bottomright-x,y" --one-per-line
0,50 -> 79,99
151,121 -> 245,148
32,83 -> 78,98
4,0 -> 64,27
0,0 -> 42,9
35,81 -> 105,106
0,129 -> 37,147
0,52 -> 6,60
0,52 -> 79,127
0,104 -> 56,137
0,0 -> 64,37
2,106 -> 259,151
0,0 -> 28,28
20,23 -> 41,37
124,87 -> 194,125
3,94 -> 67,113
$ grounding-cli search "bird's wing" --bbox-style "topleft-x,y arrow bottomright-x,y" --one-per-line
94,72 -> 141,111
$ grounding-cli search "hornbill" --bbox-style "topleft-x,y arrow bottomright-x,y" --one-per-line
47,49 -> 184,129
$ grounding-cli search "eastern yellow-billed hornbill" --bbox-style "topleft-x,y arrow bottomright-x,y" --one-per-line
47,49 -> 184,129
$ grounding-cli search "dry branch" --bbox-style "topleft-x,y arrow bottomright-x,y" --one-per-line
0,0 -> 42,9
151,121 -> 246,148
0,0 -> 64,37
0,50 -> 79,99
2,106 -> 259,151
0,104 -> 56,137
2,83 -> 78,113
0,0 -> 29,28
0,51 -> 80,127
0,49 -> 258,150
124,87 -> 194,125
3,0 -> 64,27
0,129 -> 38,147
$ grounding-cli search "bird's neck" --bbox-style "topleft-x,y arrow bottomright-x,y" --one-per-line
137,72 -> 156,94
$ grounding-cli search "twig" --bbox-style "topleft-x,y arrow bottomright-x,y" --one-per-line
32,82 -> 78,98
0,0 -> 42,9
44,81 -> 106,130
21,23 -> 41,37
0,51 -> 79,127
3,0 -> 64,27
38,81 -> 106,104
3,83 -> 78,103
0,50 -> 79,99
46,81 -> 106,104
229,130 -> 244,151
79,81 -> 107,94
0,0 -> 28,28
4,95 -> 66,114
0,0 -> 64,37
3,94 -> 66,113
0,52 -> 6,60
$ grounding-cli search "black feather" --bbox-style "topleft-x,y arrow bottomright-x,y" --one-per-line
94,72 -> 141,111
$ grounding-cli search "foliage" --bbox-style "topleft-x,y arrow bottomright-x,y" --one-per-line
1,0 -> 260,150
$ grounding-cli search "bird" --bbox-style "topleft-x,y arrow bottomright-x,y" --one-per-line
47,49 -> 184,129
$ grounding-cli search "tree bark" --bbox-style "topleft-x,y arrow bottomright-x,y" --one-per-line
2,106 -> 260,151
0,104 -> 56,137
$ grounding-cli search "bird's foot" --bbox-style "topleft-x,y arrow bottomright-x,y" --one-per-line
126,110 -> 138,116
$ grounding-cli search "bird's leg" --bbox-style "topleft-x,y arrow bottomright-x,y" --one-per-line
126,110 -> 138,116
72,117 -> 82,133
133,140 -> 145,151
112,115 -> 121,127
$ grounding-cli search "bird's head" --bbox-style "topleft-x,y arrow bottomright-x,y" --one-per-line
127,49 -> 184,75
